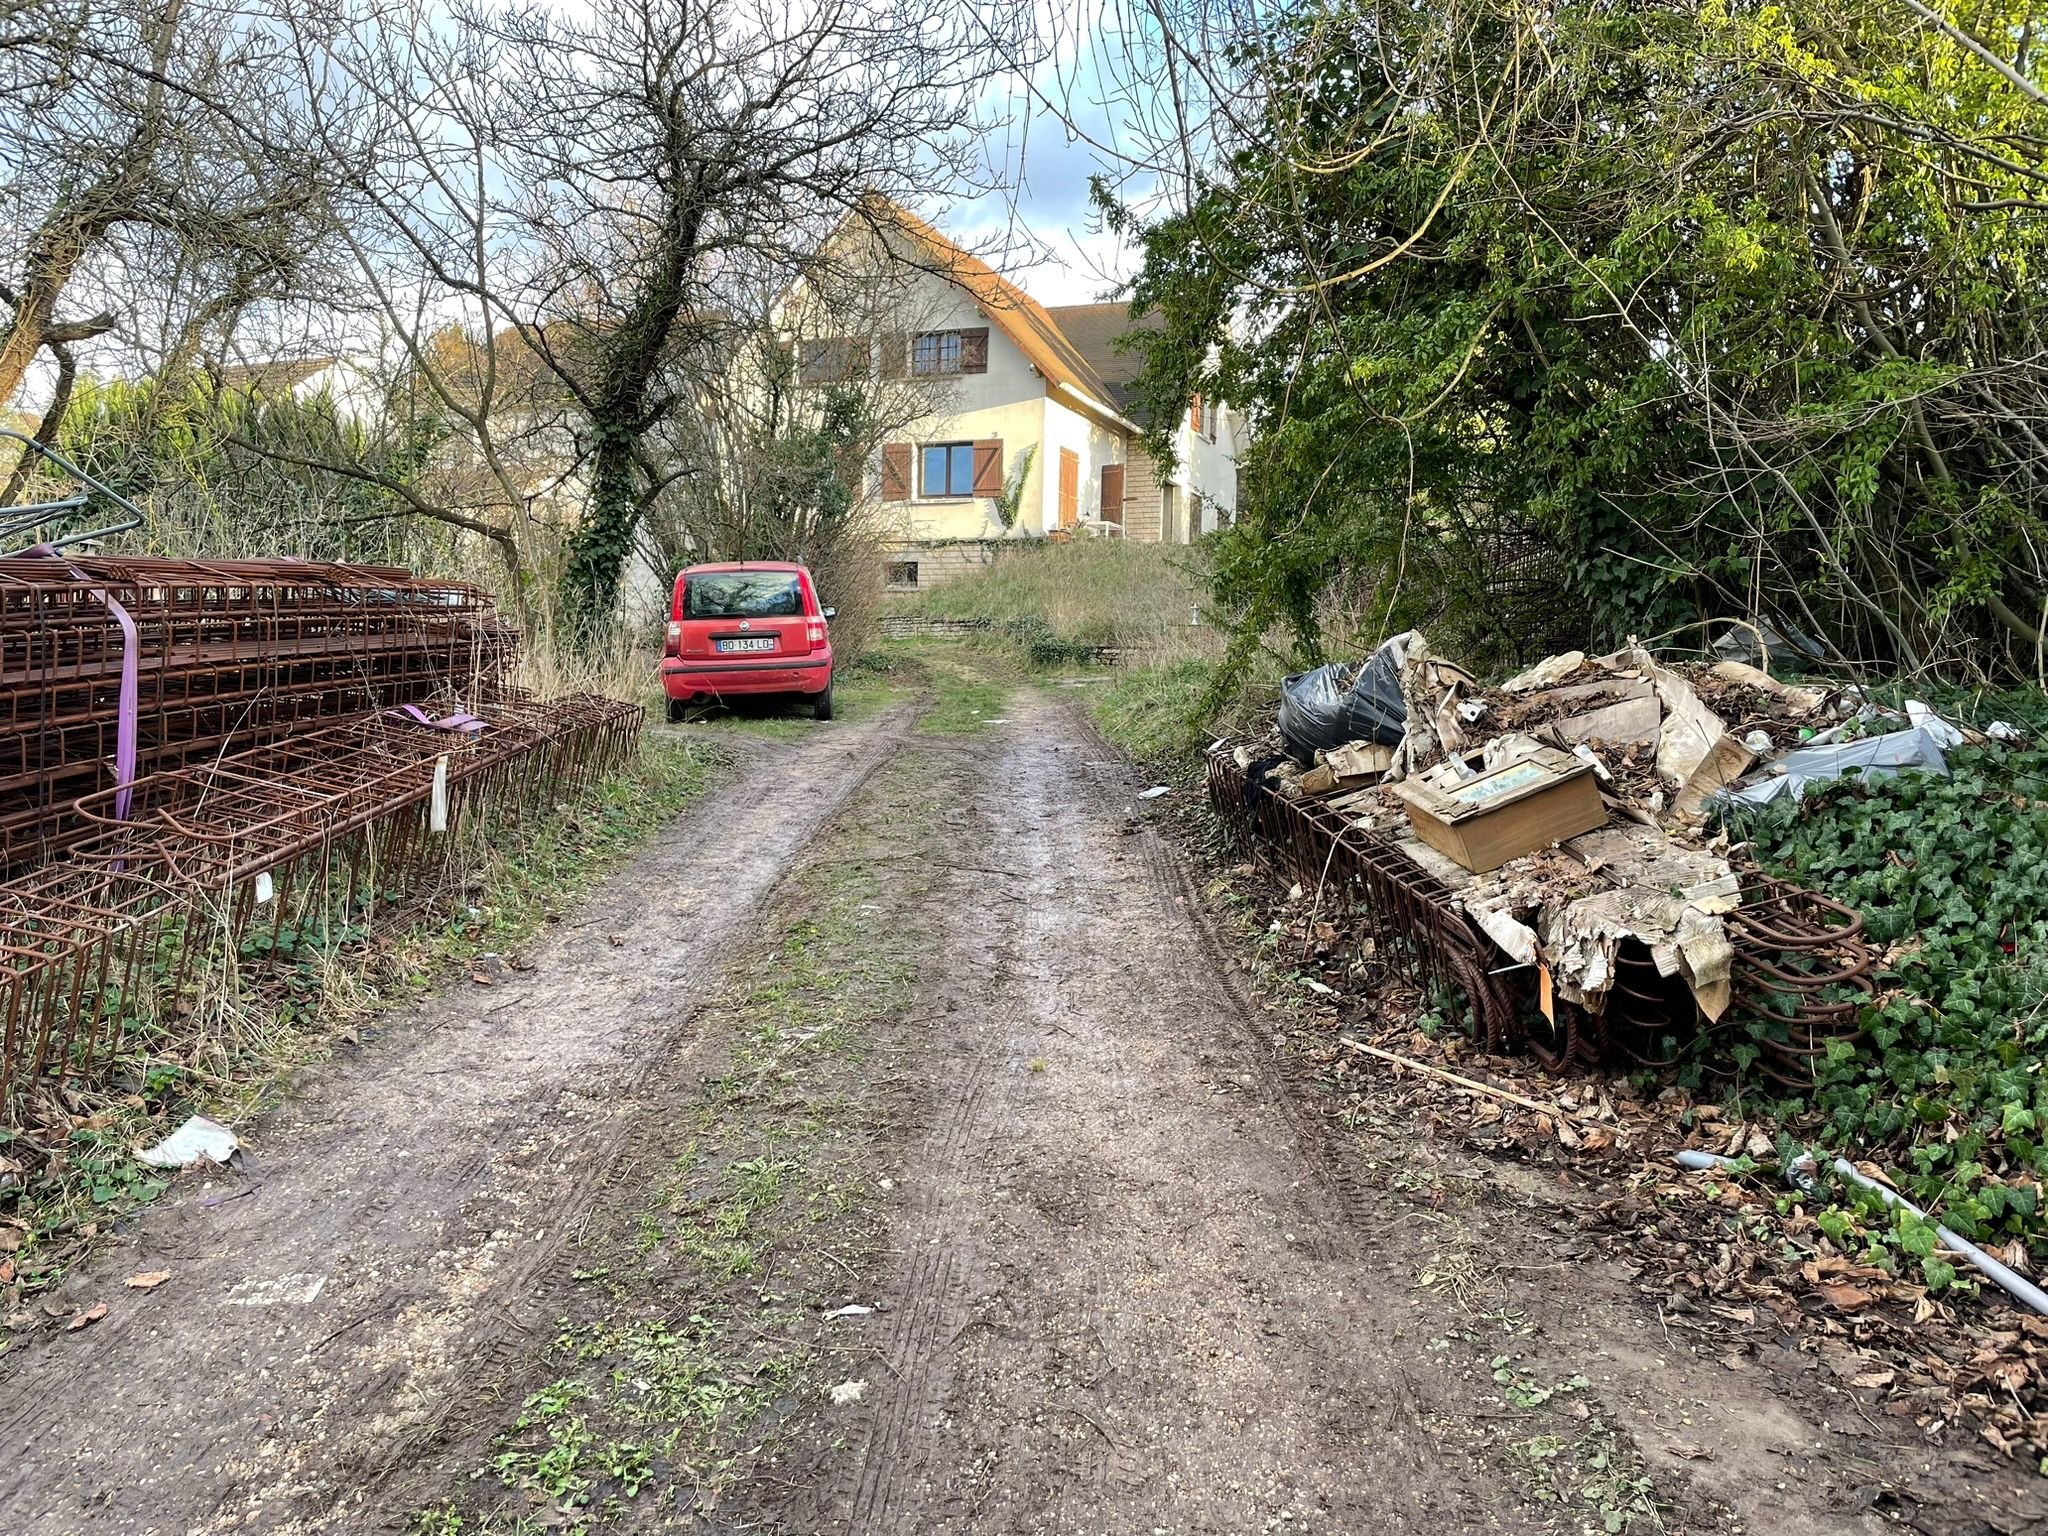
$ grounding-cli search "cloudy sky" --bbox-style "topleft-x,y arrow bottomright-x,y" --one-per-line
943,14 -> 1165,307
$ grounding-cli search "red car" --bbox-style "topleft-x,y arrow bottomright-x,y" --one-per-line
659,561 -> 836,723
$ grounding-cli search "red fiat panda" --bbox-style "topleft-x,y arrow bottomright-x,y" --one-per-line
659,562 -> 836,723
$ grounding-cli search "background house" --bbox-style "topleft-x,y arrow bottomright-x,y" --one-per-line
790,199 -> 1239,590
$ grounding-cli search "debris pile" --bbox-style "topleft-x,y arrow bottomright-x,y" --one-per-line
1223,866 -> 2048,1489
1213,638 -> 2048,1490
1205,632 -> 2003,1068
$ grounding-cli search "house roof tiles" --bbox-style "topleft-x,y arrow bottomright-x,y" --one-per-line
856,196 -> 1134,426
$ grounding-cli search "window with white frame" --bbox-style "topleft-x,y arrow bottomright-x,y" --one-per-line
911,328 -> 988,376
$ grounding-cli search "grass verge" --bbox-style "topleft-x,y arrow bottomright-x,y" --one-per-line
888,539 -> 1209,647
0,737 -> 718,1329
405,747 -> 939,1532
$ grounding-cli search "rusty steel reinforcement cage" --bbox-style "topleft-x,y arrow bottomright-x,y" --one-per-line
0,556 -> 515,874
0,692 -> 641,1124
1205,746 -> 1877,1079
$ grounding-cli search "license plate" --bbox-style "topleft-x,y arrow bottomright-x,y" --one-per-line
716,636 -> 777,654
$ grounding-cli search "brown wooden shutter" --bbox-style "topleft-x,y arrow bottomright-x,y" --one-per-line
971,438 -> 1004,496
880,442 -> 912,502
1189,393 -> 1202,431
1100,462 -> 1125,524
880,333 -> 907,380
960,327 -> 990,374
1058,448 -> 1079,528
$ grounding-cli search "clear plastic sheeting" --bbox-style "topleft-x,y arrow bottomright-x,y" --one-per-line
1716,723 -> 1953,808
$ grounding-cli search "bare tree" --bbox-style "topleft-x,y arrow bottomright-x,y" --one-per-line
429,0 -> 1024,632
0,0 -> 351,421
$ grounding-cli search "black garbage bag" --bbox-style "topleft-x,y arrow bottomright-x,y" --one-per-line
1277,637 -> 1410,761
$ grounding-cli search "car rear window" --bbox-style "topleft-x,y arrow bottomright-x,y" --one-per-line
683,571 -> 803,619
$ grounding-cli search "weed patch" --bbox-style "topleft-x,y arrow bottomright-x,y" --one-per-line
403,748 -> 938,1530
1735,742 -> 2048,1260
1090,657 -> 1222,776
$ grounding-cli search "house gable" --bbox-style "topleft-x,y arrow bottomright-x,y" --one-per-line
784,196 -> 1239,552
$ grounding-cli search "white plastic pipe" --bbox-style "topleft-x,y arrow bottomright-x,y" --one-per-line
1675,1149 -> 2048,1317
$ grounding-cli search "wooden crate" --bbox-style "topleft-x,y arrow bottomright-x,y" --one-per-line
1389,747 -> 1606,873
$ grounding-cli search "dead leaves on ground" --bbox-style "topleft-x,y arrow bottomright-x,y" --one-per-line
1210,852 -> 2048,1474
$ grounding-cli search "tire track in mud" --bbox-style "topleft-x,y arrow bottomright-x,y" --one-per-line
0,705 -> 915,1536
842,748 -> 1016,1533
818,693 -> 1532,1536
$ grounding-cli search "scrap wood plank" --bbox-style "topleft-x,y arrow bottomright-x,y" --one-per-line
1339,1037 -> 1592,1123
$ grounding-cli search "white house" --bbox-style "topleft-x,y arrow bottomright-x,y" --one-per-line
791,196 -> 1241,589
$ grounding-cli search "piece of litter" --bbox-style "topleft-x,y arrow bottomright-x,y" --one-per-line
984,717 -> 1009,725
828,1379 -> 867,1406
126,1270 -> 172,1290
136,1115 -> 239,1170
1905,699 -> 1965,750
824,1304 -> 875,1319
1139,785 -> 1170,799
1305,980 -> 1336,996
1989,720 -> 2024,741
1741,729 -> 1773,754
226,1272 -> 327,1307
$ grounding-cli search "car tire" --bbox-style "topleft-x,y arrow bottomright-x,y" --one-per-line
813,678 -> 835,721
665,697 -> 687,724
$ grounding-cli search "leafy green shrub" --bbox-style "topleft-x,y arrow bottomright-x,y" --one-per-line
1739,745 -> 2048,1245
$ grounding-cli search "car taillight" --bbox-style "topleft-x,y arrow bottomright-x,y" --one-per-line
664,621 -> 681,654
807,622 -> 826,644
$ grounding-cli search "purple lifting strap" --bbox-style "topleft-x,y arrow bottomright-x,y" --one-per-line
27,545 -> 137,822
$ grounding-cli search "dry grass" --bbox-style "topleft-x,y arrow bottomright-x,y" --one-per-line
891,540 -> 1221,661
878,539 -> 1283,777
515,627 -> 665,716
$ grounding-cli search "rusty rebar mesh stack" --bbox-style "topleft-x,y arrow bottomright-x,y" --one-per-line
1204,746 -> 1877,1079
0,555 -> 640,1126
0,693 -> 642,1123
0,555 -> 516,873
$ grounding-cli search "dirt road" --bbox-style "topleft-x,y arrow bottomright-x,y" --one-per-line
0,675 -> 1980,1533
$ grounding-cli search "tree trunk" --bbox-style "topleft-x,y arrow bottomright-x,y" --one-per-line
556,187 -> 705,638
561,427 -> 640,633
0,341 -> 79,506
0,219 -> 100,412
